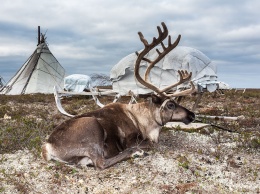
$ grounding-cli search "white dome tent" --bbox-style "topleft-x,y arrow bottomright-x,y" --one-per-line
110,46 -> 220,96
64,74 -> 92,93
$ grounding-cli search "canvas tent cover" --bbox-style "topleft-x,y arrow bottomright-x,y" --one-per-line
110,46 -> 218,95
64,74 -> 92,92
0,42 -> 65,95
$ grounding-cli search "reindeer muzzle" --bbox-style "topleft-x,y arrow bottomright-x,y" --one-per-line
183,110 -> 195,124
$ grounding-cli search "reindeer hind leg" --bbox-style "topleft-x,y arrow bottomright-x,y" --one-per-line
41,143 -> 69,164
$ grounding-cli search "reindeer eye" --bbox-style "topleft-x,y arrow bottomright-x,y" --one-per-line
167,102 -> 176,109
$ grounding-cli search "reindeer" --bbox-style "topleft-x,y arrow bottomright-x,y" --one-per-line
41,22 -> 196,169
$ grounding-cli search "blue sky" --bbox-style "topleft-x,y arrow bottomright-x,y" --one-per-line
0,0 -> 259,88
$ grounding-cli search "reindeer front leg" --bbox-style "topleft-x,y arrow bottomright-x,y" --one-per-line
97,147 -> 143,169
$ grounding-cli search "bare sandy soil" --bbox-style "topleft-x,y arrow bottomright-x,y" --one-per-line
0,90 -> 259,193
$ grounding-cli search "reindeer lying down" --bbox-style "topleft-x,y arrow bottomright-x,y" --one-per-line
41,22 -> 195,169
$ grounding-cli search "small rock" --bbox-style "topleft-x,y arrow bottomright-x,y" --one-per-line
238,115 -> 245,120
4,113 -> 11,120
210,148 -> 216,153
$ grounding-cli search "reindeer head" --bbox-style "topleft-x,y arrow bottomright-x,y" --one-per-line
135,22 -> 196,125
148,94 -> 195,127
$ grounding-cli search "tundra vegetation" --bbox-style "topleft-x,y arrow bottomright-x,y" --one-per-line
0,89 -> 259,193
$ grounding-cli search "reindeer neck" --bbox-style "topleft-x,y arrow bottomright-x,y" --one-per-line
124,102 -> 163,142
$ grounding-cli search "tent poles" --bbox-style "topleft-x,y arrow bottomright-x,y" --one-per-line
38,26 -> 41,45
21,26 -> 43,94
21,51 -> 41,94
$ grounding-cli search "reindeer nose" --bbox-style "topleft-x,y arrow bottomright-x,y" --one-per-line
188,111 -> 195,122
183,111 -> 195,124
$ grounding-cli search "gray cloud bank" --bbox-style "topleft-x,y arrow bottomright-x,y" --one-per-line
0,0 -> 259,88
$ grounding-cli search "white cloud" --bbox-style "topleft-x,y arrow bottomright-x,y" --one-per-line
221,25 -> 260,41
0,38 -> 35,57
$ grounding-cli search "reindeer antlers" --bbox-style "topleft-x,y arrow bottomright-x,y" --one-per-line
137,22 -> 168,50
134,22 -> 195,98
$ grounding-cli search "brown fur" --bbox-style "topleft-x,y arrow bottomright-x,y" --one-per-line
42,96 -> 195,169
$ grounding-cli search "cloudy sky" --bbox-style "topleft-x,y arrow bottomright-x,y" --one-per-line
0,0 -> 259,88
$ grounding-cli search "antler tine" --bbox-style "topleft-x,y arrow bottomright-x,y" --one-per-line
138,32 -> 149,47
137,22 -> 168,50
135,23 -> 168,64
159,70 -> 192,93
166,81 -> 196,98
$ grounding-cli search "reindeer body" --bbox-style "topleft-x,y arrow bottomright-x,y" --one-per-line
42,97 -> 194,169
42,22 -> 196,169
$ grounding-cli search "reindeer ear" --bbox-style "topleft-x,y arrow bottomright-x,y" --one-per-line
151,94 -> 162,104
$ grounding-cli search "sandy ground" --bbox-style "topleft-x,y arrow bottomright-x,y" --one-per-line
1,129 -> 259,194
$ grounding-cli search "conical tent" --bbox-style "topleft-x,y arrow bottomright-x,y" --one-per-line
0,33 -> 65,95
